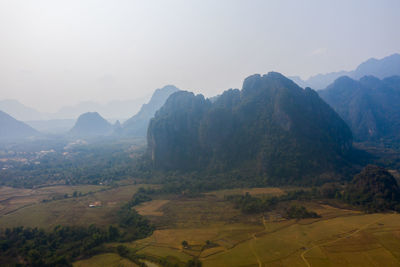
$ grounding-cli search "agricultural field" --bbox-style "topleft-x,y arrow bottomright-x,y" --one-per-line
2,185 -> 400,266
0,182 -> 151,228
0,184 -> 105,216
74,253 -> 139,267
119,190 -> 400,267
205,187 -> 286,198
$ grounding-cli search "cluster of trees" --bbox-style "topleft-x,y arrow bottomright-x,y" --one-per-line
227,165 -> 400,216
225,188 -> 327,214
284,205 -> 320,219
340,165 -> 400,212
226,191 -> 321,219
117,206 -> 154,241
136,168 -> 320,197
128,187 -> 153,206
0,222 -> 192,267
0,140 -> 144,188
0,189 -> 155,266
117,189 -> 154,241
0,225 -> 118,266
289,166 -> 400,213
115,245 -> 146,266
226,192 -> 278,214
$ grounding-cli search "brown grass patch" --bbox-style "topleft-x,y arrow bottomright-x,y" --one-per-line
0,185 -> 107,217
0,184 -> 149,228
207,187 -> 285,198
136,200 -> 170,216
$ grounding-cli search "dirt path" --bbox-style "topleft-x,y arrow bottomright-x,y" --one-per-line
137,211 -> 394,266
300,213 -> 394,267
249,232 -> 262,267
247,215 -> 271,267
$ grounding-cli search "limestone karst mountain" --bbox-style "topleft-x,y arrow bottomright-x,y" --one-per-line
148,72 -> 353,183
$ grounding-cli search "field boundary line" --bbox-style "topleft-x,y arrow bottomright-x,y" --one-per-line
249,233 -> 262,267
1,203 -> 37,216
300,213 -> 395,267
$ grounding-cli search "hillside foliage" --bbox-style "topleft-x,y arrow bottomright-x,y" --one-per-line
148,72 -> 354,184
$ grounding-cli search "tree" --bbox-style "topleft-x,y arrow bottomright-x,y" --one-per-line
320,183 -> 340,198
108,225 -> 119,241
187,259 -> 202,267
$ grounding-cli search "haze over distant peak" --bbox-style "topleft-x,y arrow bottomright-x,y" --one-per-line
0,95 -> 150,122
69,112 -> 113,137
53,96 -> 150,120
290,53 -> 400,89
0,110 -> 40,140
121,85 -> 180,137
0,99 -> 47,121
318,74 -> 400,143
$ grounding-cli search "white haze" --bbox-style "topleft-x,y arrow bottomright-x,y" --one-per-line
0,0 -> 399,112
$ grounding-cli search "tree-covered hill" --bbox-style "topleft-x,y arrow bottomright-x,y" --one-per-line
344,165 -> 400,211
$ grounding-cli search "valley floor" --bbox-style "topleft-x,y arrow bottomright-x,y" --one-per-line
1,183 -> 400,266
125,195 -> 400,267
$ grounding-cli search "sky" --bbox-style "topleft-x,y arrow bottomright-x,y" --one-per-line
0,0 -> 399,112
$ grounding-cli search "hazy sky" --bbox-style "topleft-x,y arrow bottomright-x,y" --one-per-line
0,0 -> 399,112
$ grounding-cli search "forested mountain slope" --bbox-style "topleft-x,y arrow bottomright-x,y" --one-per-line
148,72 -> 354,184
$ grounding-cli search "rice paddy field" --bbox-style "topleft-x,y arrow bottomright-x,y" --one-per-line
1,184 -> 400,266
126,191 -> 400,267
74,253 -> 139,267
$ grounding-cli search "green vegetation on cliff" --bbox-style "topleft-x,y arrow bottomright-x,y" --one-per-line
148,72 -> 354,184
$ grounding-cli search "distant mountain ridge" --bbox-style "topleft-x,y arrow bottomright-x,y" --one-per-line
0,97 -> 149,122
0,110 -> 40,140
147,72 -> 353,184
69,112 -> 113,137
319,75 -> 400,144
1,86 -> 177,135
291,53 -> 400,89
25,119 -> 76,134
54,97 -> 148,120
121,85 -> 180,137
0,99 -> 47,121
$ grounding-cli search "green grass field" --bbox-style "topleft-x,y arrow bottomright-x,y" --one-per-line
0,184 -> 106,216
0,183 -> 151,228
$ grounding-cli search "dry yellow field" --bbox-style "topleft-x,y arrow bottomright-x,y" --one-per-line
206,187 -> 286,198
74,253 -> 139,267
125,194 -> 400,267
2,185 -> 400,266
136,199 -> 170,216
